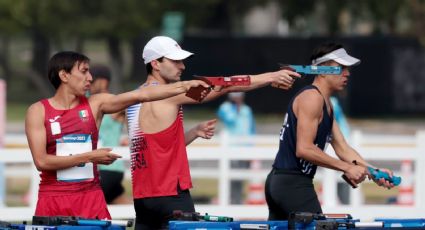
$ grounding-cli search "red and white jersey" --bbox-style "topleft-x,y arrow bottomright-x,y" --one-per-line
127,102 -> 192,199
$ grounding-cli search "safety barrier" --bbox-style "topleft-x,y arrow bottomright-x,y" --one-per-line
0,131 -> 424,221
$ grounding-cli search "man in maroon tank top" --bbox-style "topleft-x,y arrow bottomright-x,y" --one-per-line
129,36 -> 301,229
25,51 -> 210,219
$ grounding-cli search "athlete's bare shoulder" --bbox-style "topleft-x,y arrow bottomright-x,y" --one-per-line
87,93 -> 107,105
25,101 -> 45,127
293,88 -> 324,117
26,101 -> 44,116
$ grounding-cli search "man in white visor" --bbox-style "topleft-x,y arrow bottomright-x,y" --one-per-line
265,42 -> 395,220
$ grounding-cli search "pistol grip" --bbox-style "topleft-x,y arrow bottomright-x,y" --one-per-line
185,86 -> 211,102
341,174 -> 357,189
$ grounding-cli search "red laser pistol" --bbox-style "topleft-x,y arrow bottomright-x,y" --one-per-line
185,75 -> 251,102
341,160 -> 402,189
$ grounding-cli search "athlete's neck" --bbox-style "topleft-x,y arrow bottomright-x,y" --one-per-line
146,73 -> 168,85
50,92 -> 80,110
312,82 -> 333,114
312,82 -> 332,100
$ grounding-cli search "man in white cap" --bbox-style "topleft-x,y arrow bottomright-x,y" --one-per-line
127,36 -> 300,229
265,42 -> 395,220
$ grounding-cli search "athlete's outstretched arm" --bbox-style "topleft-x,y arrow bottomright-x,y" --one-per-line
92,80 -> 210,115
166,69 -> 301,105
221,68 -> 300,93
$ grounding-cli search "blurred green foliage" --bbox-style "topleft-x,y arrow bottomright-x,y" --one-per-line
0,0 -> 423,103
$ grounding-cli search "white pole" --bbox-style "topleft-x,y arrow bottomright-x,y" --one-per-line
218,132 -> 230,206
351,130 -> 363,206
0,79 -> 6,207
414,130 -> 425,207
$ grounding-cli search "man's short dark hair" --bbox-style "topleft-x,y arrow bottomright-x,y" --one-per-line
145,57 -> 164,74
48,51 -> 90,89
310,42 -> 344,63
90,64 -> 111,82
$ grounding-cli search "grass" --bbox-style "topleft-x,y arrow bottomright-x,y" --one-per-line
5,177 -> 30,207
5,102 -> 285,124
6,103 -> 29,122
5,175 -> 403,213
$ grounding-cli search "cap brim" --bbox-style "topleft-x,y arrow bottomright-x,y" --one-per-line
165,49 -> 194,61
334,55 -> 361,66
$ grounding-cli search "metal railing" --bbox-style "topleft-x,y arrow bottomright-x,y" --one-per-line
0,131 -> 424,221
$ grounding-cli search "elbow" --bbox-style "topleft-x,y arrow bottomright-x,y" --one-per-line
295,146 -> 309,159
34,159 -> 49,171
295,150 -> 305,159
34,162 -> 44,171
138,93 -> 149,103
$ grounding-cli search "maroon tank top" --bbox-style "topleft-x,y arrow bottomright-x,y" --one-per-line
39,96 -> 100,195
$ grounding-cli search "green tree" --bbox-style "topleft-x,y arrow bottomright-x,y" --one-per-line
407,0 -> 425,45
0,0 -> 20,81
4,0 -> 88,97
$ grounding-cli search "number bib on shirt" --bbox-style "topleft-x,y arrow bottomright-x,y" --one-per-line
56,134 -> 94,182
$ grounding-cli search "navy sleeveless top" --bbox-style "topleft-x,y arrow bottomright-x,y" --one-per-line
272,85 -> 334,178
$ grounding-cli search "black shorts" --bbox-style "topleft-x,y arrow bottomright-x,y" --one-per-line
134,186 -> 195,230
265,168 -> 322,220
99,170 -> 125,203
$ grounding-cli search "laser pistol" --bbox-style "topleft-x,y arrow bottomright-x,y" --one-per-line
342,160 -> 402,188
185,75 -> 251,102
280,64 -> 342,75
272,64 -> 342,89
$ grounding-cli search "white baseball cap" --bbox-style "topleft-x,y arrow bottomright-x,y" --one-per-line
312,48 -> 361,66
142,36 -> 194,64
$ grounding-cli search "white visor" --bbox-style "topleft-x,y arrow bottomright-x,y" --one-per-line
312,48 -> 361,66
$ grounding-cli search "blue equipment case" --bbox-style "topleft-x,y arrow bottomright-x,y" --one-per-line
169,220 -> 356,230
375,218 -> 425,228
9,224 -> 124,230
169,220 -> 289,230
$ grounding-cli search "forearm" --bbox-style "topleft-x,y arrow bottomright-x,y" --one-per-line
297,145 -> 352,172
224,73 -> 273,92
337,146 -> 368,166
139,82 -> 188,102
184,128 -> 199,145
33,152 -> 92,171
101,82 -> 187,113
198,73 -> 274,103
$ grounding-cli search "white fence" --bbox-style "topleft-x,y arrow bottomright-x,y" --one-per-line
0,131 -> 424,221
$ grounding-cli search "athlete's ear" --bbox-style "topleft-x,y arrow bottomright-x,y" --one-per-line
151,60 -> 161,71
59,70 -> 69,83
